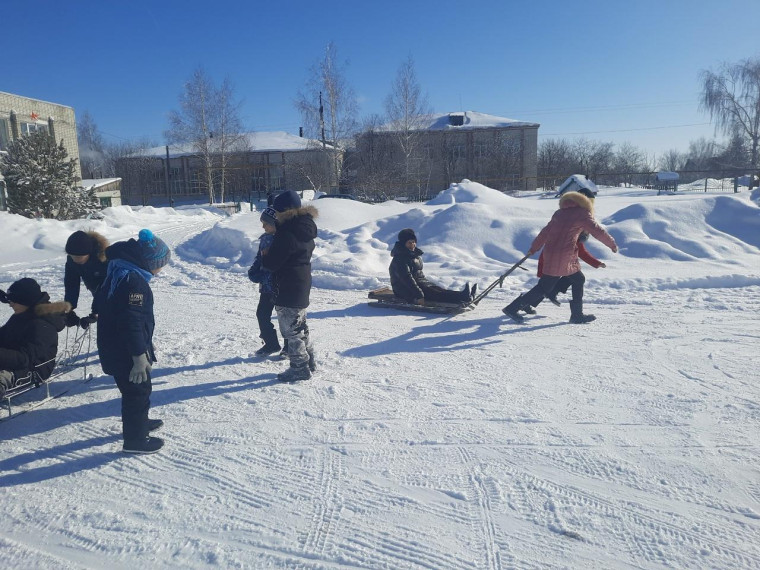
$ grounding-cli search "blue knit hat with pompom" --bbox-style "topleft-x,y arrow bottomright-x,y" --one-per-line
137,229 -> 171,271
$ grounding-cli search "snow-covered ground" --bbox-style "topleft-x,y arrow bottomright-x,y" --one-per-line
1,182 -> 759,569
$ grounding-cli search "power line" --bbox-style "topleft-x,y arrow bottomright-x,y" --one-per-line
538,122 -> 712,137
500,100 -> 698,117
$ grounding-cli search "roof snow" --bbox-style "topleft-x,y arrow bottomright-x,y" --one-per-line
136,131 -> 328,158
80,178 -> 121,189
382,111 -> 539,132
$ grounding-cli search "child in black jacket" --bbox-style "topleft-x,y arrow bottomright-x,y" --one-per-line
389,228 -> 474,306
262,191 -> 317,382
63,230 -> 109,328
0,278 -> 67,399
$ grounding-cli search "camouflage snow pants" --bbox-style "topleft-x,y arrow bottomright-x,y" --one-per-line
275,306 -> 313,367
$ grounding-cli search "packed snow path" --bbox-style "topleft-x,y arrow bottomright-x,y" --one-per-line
1,189 -> 759,569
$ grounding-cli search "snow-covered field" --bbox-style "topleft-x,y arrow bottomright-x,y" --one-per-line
1,182 -> 759,569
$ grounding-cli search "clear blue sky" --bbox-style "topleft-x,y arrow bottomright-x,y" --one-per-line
4,0 -> 759,158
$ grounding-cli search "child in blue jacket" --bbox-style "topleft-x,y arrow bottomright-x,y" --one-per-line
93,229 -> 170,454
248,207 -> 285,356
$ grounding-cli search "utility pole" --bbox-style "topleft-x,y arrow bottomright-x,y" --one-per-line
164,145 -> 172,206
319,91 -> 326,149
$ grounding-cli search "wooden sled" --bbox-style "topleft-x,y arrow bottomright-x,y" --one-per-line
368,287 -> 469,315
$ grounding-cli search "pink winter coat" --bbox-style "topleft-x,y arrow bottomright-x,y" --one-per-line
528,192 -> 617,277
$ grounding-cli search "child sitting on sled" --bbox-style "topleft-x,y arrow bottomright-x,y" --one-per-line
389,228 -> 476,306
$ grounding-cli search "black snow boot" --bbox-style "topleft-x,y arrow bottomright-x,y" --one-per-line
569,300 -> 596,324
123,436 -> 164,454
470,283 -> 478,300
255,342 -> 281,357
277,363 -> 311,383
502,295 -> 526,323
147,418 -> 164,432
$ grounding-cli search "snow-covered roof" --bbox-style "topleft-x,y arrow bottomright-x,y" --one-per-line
381,111 -> 539,132
557,174 -> 598,195
656,171 -> 680,181
136,131 -> 328,158
80,178 -> 121,189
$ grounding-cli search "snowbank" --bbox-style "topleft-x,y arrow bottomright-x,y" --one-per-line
176,181 -> 760,292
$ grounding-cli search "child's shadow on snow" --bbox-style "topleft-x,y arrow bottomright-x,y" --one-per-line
342,314 -> 567,357
340,316 -> 504,357
0,435 -> 121,487
153,374 -> 279,406
2,374 -> 277,442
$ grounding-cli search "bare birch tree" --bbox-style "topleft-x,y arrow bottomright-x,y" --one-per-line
700,57 -> 760,167
214,77 -> 248,203
296,42 -> 358,191
166,68 -> 245,203
384,55 -> 432,194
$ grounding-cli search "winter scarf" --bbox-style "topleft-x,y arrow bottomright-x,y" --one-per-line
105,259 -> 153,299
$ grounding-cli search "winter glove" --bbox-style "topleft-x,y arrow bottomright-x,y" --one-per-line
129,353 -> 152,384
79,313 -> 98,330
65,311 -> 80,328
0,289 -> 7,304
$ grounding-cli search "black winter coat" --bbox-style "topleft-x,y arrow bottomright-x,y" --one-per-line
389,241 -> 432,302
0,294 -> 67,380
64,231 -> 109,310
262,205 -> 318,309
93,241 -> 156,377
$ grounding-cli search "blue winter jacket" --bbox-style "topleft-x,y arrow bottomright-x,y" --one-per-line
93,240 -> 156,377
247,233 -> 276,295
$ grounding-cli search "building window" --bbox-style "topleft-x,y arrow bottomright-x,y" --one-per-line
0,118 -> 10,150
189,171 -> 204,194
21,122 -> 49,136
451,144 -> 466,162
99,197 -> 112,207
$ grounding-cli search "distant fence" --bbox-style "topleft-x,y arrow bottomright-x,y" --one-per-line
354,169 -> 759,202
535,170 -> 760,194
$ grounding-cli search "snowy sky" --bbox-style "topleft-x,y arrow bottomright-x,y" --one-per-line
3,0 -> 759,157
1,181 -> 759,567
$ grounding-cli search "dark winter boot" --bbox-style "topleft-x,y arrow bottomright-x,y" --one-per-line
255,342 -> 281,357
470,283 -> 478,300
277,339 -> 290,360
147,418 -> 164,432
123,436 -> 164,454
277,363 -> 311,383
502,295 -> 526,323
569,300 -> 596,324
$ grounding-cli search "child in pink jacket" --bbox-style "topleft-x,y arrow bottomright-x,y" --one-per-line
503,191 -> 618,324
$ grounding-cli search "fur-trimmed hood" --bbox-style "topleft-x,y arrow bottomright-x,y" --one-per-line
275,204 -> 319,224
559,192 -> 594,213
35,300 -> 73,317
86,231 -> 110,262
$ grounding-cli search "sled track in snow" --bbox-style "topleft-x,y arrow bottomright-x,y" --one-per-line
459,446 -> 502,570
